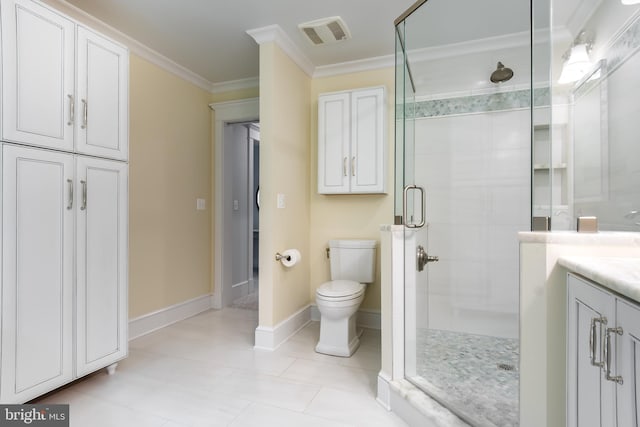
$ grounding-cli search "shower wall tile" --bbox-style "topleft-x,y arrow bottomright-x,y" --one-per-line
415,108 -> 528,339
399,87 -> 551,119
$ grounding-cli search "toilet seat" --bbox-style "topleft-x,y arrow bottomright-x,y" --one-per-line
316,280 -> 365,301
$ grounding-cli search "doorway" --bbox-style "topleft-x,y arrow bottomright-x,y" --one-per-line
223,122 -> 260,310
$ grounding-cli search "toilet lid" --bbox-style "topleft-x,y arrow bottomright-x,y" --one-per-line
317,280 -> 364,298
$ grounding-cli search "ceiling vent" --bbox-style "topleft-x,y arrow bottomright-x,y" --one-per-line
298,16 -> 351,45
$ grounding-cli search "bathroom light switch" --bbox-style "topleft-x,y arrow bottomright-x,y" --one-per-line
196,198 -> 206,210
277,193 -> 286,209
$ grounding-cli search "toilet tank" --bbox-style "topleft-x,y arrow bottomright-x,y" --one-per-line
329,239 -> 377,283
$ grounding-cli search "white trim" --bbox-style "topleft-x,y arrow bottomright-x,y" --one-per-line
211,77 -> 259,94
128,294 -> 213,340
246,25 -> 315,77
377,372 -> 392,410
313,55 -> 395,78
254,305 -> 311,351
209,98 -> 260,309
310,304 -> 381,330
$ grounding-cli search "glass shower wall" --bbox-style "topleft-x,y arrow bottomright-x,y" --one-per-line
395,1 -> 534,425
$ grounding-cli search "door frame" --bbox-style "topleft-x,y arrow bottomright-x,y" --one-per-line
210,98 -> 259,309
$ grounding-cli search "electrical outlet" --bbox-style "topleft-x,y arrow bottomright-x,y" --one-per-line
233,199 -> 239,211
277,193 -> 286,209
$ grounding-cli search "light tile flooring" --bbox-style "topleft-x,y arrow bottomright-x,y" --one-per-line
35,308 -> 408,427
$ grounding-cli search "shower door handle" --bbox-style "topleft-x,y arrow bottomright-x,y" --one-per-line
403,184 -> 425,228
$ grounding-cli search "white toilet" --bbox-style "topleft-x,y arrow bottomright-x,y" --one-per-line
315,239 -> 376,357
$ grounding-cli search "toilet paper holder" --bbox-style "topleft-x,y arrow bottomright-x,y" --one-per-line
275,252 -> 292,262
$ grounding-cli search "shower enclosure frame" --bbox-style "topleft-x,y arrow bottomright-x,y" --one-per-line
383,0 -> 542,425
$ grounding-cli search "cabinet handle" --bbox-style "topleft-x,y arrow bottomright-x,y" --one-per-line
67,95 -> 75,126
81,99 -> 88,129
604,326 -> 624,385
589,316 -> 607,367
351,156 -> 356,176
66,179 -> 73,210
343,157 -> 348,177
80,180 -> 87,211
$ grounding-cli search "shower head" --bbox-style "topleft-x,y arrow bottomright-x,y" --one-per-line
490,62 -> 514,83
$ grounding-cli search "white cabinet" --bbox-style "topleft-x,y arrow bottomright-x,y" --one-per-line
1,0 -> 129,160
75,26 -> 129,160
567,273 -> 640,426
75,156 -> 128,376
0,144 -> 128,403
0,145 -> 75,403
616,299 -> 640,426
318,86 -> 386,194
0,0 -> 75,151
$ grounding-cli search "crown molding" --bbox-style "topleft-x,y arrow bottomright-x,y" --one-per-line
211,77 -> 260,94
313,54 -> 395,78
247,25 -> 315,77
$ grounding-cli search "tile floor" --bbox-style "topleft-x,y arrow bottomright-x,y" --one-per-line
35,307 -> 408,427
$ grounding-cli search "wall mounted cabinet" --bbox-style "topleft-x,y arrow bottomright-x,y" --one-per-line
0,0 -> 129,403
567,273 -> 640,427
317,86 -> 386,194
1,0 -> 128,160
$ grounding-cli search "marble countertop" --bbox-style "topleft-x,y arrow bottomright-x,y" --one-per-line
558,256 -> 640,303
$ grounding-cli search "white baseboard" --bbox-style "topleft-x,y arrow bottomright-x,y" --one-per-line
129,294 -> 213,340
310,304 -> 381,330
254,305 -> 311,351
377,372 -> 392,410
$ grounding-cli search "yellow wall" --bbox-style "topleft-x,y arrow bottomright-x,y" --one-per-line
310,68 -> 395,310
129,54 -> 212,318
258,42 -> 312,327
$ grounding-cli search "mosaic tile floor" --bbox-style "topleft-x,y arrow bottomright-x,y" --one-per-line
411,329 -> 519,427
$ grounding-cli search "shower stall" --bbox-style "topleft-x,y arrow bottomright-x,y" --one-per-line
392,0 -> 542,425
388,0 -> 640,425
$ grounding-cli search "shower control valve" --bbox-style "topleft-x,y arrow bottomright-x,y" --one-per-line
417,245 -> 438,272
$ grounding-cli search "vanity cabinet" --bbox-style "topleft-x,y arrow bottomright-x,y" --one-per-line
0,144 -> 128,403
567,273 -> 640,427
317,86 -> 386,194
1,0 -> 129,160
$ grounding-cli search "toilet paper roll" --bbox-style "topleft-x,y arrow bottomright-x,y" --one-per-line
280,249 -> 301,268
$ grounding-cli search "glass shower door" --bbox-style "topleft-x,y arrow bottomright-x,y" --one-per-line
395,1 -> 531,426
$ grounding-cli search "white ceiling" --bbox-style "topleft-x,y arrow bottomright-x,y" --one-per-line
53,0 -> 586,88
59,0 -> 417,85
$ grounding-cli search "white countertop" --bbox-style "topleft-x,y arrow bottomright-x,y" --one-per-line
558,256 -> 640,303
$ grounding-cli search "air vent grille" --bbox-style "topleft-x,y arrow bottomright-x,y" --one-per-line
299,16 -> 351,45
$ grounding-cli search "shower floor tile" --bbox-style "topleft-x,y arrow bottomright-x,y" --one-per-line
411,329 -> 519,427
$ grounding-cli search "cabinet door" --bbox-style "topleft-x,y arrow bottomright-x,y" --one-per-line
1,144 -> 74,403
567,274 -> 617,427
616,299 -> 640,427
350,87 -> 385,194
1,0 -> 75,151
76,27 -> 129,160
75,156 -> 128,376
318,92 -> 350,194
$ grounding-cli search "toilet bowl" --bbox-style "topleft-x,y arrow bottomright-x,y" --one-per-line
315,239 -> 376,357
315,280 -> 365,357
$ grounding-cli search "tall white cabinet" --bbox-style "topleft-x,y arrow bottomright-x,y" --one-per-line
567,273 -> 640,427
317,86 -> 386,194
0,0 -> 128,403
